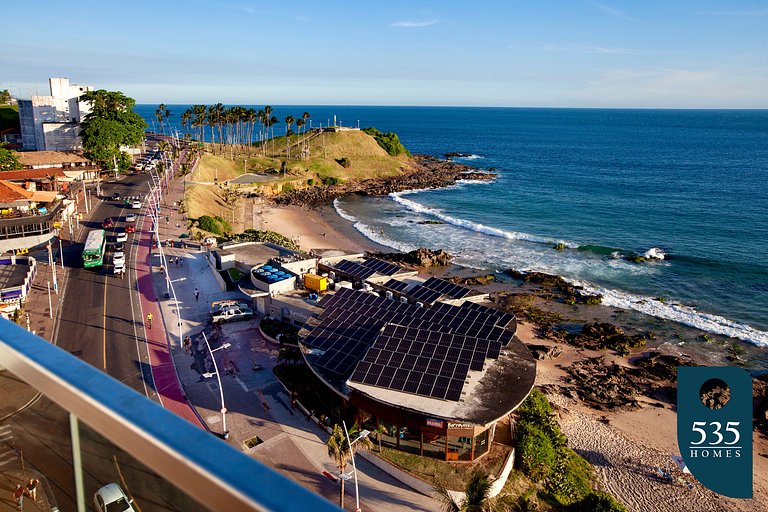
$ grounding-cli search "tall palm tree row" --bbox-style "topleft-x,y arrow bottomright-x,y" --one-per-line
168,104 -> 311,159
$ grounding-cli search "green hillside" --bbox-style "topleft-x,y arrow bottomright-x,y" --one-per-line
0,105 -> 19,131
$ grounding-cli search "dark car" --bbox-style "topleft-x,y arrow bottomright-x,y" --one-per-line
102,218 -> 114,228
112,192 -> 121,200
113,241 -> 125,252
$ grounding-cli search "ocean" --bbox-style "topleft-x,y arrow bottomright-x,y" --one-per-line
135,106 -> 768,346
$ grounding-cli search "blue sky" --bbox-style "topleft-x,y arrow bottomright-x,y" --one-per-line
2,0 -> 767,107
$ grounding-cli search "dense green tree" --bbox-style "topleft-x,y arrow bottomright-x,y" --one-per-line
0,144 -> 22,171
0,90 -> 11,104
79,90 -> 147,172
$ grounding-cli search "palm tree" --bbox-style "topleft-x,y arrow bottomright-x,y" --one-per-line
263,106 -> 273,155
181,108 -> 192,139
284,115 -> 295,160
373,423 -> 388,453
301,111 -> 311,155
295,118 -> 305,158
435,469 -> 494,512
192,104 -> 207,143
155,103 -> 165,134
269,115 -> 279,156
325,423 -> 373,509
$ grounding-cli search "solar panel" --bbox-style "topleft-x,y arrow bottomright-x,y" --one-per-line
335,260 -> 376,280
409,286 -> 442,304
383,279 -> 410,293
421,277 -> 472,299
362,258 -> 401,276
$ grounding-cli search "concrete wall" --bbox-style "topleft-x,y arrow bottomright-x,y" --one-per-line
42,123 -> 82,151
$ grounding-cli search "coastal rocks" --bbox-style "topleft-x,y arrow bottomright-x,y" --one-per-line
631,351 -> 693,381
367,248 -> 453,268
563,358 -> 643,411
567,322 -> 653,356
447,274 -> 496,286
444,152 -> 473,158
527,344 -> 563,360
504,269 -> 602,305
271,155 -> 496,208
699,381 -> 730,410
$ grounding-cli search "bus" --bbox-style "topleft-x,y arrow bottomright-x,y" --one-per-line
82,229 -> 107,268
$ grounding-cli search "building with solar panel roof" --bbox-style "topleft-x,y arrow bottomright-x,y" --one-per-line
299,280 -> 536,462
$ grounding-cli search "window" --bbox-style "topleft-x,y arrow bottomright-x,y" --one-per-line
473,429 -> 490,458
447,435 -> 473,461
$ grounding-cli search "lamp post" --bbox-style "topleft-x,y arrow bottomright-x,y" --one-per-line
201,332 -> 231,439
342,421 -> 370,512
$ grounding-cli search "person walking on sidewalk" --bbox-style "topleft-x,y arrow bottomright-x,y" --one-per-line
194,288 -> 199,302
12,484 -> 25,510
25,479 -> 39,502
146,312 -> 153,329
183,336 -> 192,354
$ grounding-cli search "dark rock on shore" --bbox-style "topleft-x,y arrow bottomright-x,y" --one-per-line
567,322 -> 655,356
527,344 -> 563,360
563,357 -> 643,410
444,152 -> 473,158
367,247 -> 453,268
504,269 -> 603,305
271,155 -> 496,208
447,274 -> 497,286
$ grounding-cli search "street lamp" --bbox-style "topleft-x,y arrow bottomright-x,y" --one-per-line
342,421 -> 370,512
201,332 -> 231,439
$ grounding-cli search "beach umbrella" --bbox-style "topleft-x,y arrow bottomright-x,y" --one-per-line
671,455 -> 691,474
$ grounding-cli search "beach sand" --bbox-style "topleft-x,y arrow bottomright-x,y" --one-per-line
518,321 -> 768,512
252,199 -> 768,511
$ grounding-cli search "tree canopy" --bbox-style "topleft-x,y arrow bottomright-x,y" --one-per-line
79,90 -> 147,171
0,144 -> 22,171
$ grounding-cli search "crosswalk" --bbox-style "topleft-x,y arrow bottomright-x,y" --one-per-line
0,424 -> 18,468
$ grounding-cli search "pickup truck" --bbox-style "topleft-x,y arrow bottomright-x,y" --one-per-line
211,304 -> 254,324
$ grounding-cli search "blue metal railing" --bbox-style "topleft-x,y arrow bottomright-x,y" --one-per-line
0,318 -> 341,512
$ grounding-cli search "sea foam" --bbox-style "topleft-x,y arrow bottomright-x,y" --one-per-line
390,191 -> 577,248
333,198 -> 358,222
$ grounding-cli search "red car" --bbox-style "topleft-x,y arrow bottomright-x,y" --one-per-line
102,218 -> 113,228
125,225 -> 136,233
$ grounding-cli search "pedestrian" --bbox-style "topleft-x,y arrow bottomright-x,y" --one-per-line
146,312 -> 153,329
194,288 -> 199,301
183,336 -> 192,354
25,479 -> 39,502
12,484 -> 24,510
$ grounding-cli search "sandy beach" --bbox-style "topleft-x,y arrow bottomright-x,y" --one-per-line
257,200 -> 768,512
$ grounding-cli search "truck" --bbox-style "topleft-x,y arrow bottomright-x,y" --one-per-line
211,304 -> 254,324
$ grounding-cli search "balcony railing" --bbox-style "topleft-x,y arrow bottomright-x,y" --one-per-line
0,318 -> 341,512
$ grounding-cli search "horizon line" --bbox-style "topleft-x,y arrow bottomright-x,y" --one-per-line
132,104 -> 768,110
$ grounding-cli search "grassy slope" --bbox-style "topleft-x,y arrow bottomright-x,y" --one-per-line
187,129 -> 411,228
0,105 -> 20,131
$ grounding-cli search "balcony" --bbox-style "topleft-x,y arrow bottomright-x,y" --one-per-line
0,318 -> 342,511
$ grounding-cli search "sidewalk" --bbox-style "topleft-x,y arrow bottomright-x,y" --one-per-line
148,173 -> 437,511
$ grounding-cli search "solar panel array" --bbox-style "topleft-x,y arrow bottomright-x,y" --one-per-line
382,279 -> 410,293
421,277 -> 472,299
333,258 -> 401,281
408,286 -> 442,304
361,258 -> 400,276
334,260 -> 376,280
303,287 -> 516,402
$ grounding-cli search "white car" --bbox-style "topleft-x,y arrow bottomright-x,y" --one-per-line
131,200 -> 142,209
113,251 -> 125,266
113,261 -> 125,276
135,163 -> 144,171
125,213 -> 136,222
94,483 -> 136,512
115,230 -> 128,243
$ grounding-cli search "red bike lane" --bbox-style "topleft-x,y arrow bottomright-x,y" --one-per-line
134,209 -> 207,430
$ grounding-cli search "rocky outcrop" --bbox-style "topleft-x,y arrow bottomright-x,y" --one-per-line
272,155 -> 496,208
567,322 -> 654,356
527,344 -> 563,360
367,247 -> 453,268
447,274 -> 496,286
504,269 -> 602,305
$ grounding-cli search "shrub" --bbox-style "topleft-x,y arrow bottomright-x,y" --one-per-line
319,175 -> 343,186
547,447 -> 593,505
307,178 -> 315,186
282,183 -> 294,193
516,389 -> 566,448
516,423 -> 555,480
570,491 -> 627,512
230,229 -> 301,252
362,127 -> 411,156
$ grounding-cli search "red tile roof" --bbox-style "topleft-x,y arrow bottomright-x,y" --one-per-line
0,180 -> 35,202
0,168 -> 67,180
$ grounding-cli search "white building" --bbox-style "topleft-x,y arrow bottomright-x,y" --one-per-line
18,78 -> 93,151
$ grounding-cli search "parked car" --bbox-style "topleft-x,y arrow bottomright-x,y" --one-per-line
135,163 -> 144,171
115,228 -> 128,243
93,483 -> 136,512
102,218 -> 114,228
113,251 -> 125,266
112,192 -> 121,200
211,304 -> 254,324
125,213 -> 136,222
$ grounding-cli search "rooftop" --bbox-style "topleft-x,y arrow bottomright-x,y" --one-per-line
219,241 -> 301,268
0,257 -> 33,291
0,180 -> 35,202
16,151 -> 90,167
0,168 -> 67,181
